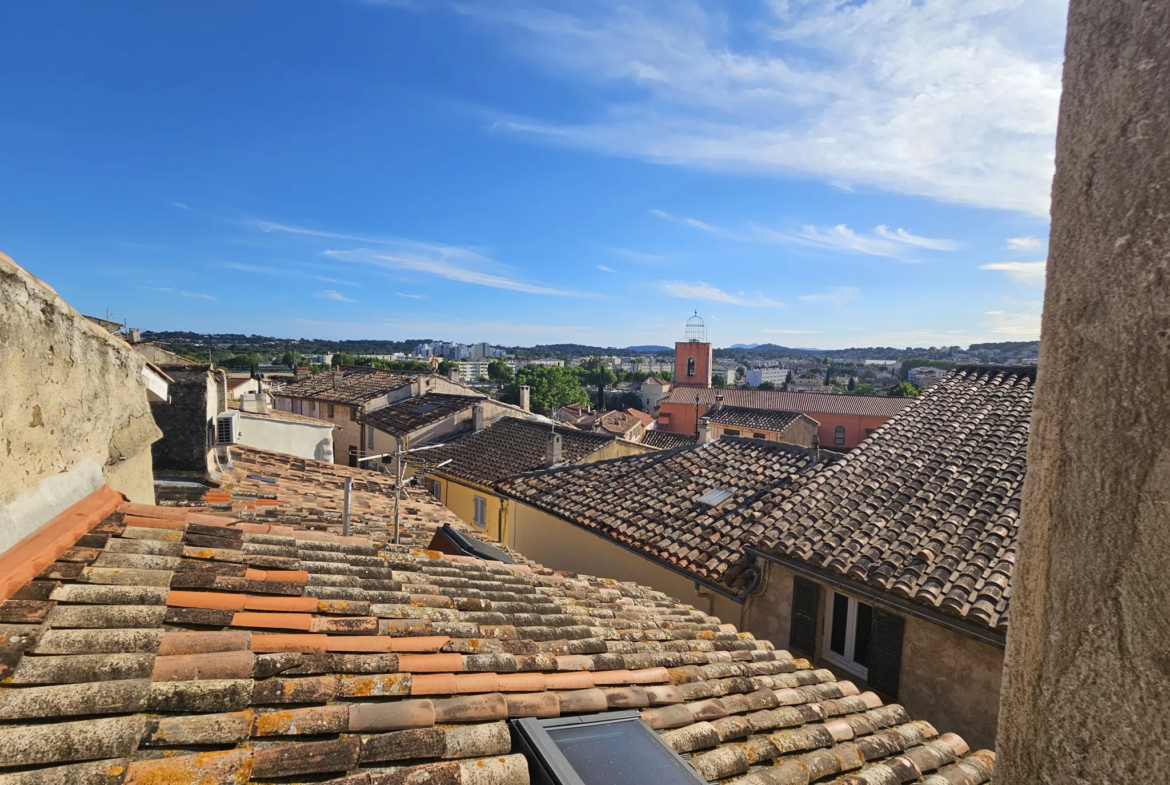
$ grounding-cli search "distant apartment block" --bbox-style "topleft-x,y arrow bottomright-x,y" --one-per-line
909,366 -> 949,387
746,366 -> 789,387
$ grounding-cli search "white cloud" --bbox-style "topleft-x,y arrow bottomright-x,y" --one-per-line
981,260 -> 1047,285
875,225 -> 960,251
396,292 -> 426,299
458,0 -> 1065,215
607,247 -> 666,263
661,280 -> 780,307
774,225 -> 903,258
316,289 -> 357,302
1007,235 -> 1045,250
649,208 -> 720,233
799,286 -> 861,306
247,218 -> 591,297
170,201 -> 189,210
143,286 -> 216,301
761,328 -> 821,335
983,307 -> 1042,338
596,264 -> 616,273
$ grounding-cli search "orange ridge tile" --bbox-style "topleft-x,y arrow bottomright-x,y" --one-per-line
397,653 -> 464,673
251,633 -> 328,653
122,514 -> 188,530
166,591 -> 248,611
243,595 -> 317,612
118,502 -> 187,521
231,611 -> 314,631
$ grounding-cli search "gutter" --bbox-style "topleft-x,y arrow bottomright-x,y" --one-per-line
745,547 -> 1006,649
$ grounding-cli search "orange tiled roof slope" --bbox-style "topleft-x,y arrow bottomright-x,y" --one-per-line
275,367 -> 416,406
498,438 -> 840,591
663,387 -> 914,418
0,492 -> 993,784
753,366 -> 1034,633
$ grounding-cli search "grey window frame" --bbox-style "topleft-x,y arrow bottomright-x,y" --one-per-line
509,710 -> 707,785
834,425 -> 846,446
473,495 -> 487,528
686,357 -> 696,377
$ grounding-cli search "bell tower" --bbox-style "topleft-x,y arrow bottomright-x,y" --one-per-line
674,312 -> 712,388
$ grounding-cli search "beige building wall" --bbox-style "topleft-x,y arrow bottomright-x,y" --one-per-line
504,500 -> 743,625
749,561 -> 1003,751
707,415 -> 819,447
0,252 -> 161,555
580,438 -> 656,462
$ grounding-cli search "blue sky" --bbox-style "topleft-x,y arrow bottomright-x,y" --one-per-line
0,0 -> 1067,349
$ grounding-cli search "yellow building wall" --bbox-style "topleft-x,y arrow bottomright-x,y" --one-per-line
505,500 -> 743,625
424,474 -> 503,541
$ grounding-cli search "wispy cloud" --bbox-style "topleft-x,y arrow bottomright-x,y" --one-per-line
143,286 -> 216,301
219,260 -> 360,287
799,286 -> 860,306
761,328 -> 821,335
170,201 -> 189,210
248,218 -> 590,298
981,260 -> 1047,285
875,225 -> 960,251
660,280 -> 779,307
1007,236 -> 1045,250
396,292 -> 426,299
649,208 -> 720,233
983,302 -> 1043,338
458,0 -> 1065,215
596,264 -> 616,273
316,289 -> 357,302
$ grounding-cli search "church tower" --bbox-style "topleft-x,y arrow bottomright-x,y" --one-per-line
674,312 -> 712,388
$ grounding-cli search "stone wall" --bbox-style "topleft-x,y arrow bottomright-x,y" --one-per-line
0,252 -> 161,554
996,0 -> 1170,780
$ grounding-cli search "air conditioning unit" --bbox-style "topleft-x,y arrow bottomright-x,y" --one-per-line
215,411 -> 240,444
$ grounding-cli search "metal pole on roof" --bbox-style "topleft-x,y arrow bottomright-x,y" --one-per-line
393,439 -> 405,545
343,476 -> 352,538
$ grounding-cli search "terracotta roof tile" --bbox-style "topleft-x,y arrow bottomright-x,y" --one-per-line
360,392 -> 486,436
703,405 -> 808,432
641,430 -> 699,450
273,367 -> 415,406
663,387 -> 914,418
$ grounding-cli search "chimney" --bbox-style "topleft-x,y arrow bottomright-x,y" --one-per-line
472,405 -> 485,432
295,365 -> 311,380
698,417 -> 712,444
332,369 -> 344,389
519,385 -> 531,412
241,392 -> 270,414
128,327 -> 141,344
449,366 -> 459,383
546,432 -> 563,465
810,435 -> 820,466
715,392 -> 725,408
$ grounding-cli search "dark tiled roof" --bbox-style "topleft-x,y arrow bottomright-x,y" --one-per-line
410,417 -> 615,486
577,409 -> 643,437
663,387 -> 913,418
359,393 -> 485,437
274,367 -> 415,406
642,430 -> 699,450
0,470 -> 993,784
705,406 -> 805,432
753,366 -> 1035,632
498,438 -> 837,590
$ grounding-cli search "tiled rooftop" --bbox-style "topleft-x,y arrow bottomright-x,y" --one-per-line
274,367 -> 416,406
752,366 -> 1034,633
498,438 -> 839,591
359,393 -> 486,437
642,430 -> 700,450
576,409 -> 643,437
410,417 -> 615,486
0,478 -> 993,784
663,388 -> 914,418
705,406 -> 806,433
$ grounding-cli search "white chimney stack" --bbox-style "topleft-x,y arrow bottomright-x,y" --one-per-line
519,385 -> 531,412
546,432 -> 562,465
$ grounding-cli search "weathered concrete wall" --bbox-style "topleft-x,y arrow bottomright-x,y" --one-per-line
749,563 -> 1002,751
581,438 -> 657,462
238,414 -> 334,462
0,252 -> 161,553
996,1 -> 1170,781
150,367 -> 216,474
900,616 -> 1002,752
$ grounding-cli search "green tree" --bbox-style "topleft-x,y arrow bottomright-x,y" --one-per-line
279,350 -> 303,367
487,359 -> 514,385
333,352 -> 356,367
501,366 -> 589,415
436,360 -> 459,377
847,377 -> 856,391
890,381 -> 920,398
758,381 -> 777,391
581,356 -> 617,410
712,374 -> 727,389
850,382 -> 877,395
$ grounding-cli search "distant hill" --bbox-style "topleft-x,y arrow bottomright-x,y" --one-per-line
626,345 -> 671,353
729,343 -> 760,349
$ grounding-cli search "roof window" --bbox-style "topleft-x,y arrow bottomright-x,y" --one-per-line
411,402 -> 444,415
510,711 -> 706,785
696,488 -> 733,507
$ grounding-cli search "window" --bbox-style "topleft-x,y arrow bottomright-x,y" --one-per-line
753,432 -> 767,440
723,428 -> 740,437
428,479 -> 442,501
696,488 -> 732,507
822,591 -> 874,679
328,403 -> 335,418
350,406 -> 357,421
686,357 -> 696,377
511,711 -> 706,785
366,425 -> 374,449
473,495 -> 487,528
834,425 -> 846,446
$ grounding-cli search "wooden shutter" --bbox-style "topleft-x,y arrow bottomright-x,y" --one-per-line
789,577 -> 820,657
867,609 -> 905,699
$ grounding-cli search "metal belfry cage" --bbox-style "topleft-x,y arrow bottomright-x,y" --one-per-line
684,311 -> 706,342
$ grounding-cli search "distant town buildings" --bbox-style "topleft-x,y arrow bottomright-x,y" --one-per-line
745,365 -> 788,388
909,366 -> 949,387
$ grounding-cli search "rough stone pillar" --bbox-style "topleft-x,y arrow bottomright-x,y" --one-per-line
996,1 -> 1170,782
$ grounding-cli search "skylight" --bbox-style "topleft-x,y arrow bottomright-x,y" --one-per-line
511,711 -> 706,785
411,402 -> 444,415
696,488 -> 733,507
